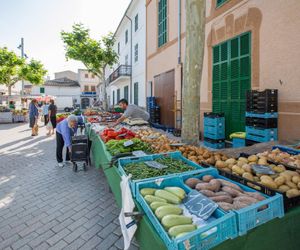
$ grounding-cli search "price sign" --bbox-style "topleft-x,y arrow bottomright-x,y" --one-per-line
132,151 -> 147,157
124,140 -> 134,147
183,190 -> 218,220
145,161 -> 168,170
169,143 -> 186,147
251,164 -> 275,175
147,135 -> 159,139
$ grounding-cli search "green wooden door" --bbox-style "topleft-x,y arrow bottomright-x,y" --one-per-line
212,32 -> 251,137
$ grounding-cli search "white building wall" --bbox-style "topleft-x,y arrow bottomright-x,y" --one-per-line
55,71 -> 77,81
78,69 -> 100,92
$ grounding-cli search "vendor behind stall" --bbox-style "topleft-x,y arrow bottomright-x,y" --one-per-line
112,99 -> 150,127
56,115 -> 84,167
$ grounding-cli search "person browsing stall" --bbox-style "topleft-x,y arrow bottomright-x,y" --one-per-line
29,99 -> 39,136
112,99 -> 150,127
56,115 -> 84,167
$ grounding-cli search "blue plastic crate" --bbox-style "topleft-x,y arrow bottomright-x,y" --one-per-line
246,126 -> 278,142
232,138 -> 245,148
245,112 -> 278,118
204,140 -> 225,149
204,117 -> 225,127
118,151 -> 206,197
204,125 -> 225,140
180,171 -> 284,236
136,169 -> 238,250
272,145 -> 300,155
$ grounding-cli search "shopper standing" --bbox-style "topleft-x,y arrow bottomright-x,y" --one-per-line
48,99 -> 57,135
42,102 -> 49,126
29,99 -> 39,136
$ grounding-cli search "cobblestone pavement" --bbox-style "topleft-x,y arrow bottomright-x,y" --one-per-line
0,123 -> 139,250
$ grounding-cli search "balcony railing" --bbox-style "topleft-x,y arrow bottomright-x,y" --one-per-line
108,65 -> 131,84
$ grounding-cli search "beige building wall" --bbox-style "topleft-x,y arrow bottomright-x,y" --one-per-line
147,0 -> 300,140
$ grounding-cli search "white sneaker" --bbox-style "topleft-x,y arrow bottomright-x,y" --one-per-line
57,163 -> 64,167
64,161 -> 72,165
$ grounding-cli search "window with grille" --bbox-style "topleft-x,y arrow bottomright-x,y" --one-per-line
134,82 -> 139,105
125,30 -> 128,44
118,42 -> 120,54
85,73 -> 88,78
216,0 -> 228,7
117,89 -> 120,102
91,86 -> 96,92
124,86 -> 129,101
158,0 -> 167,47
212,32 -> 251,137
84,85 -> 89,92
134,44 -> 138,62
135,14 -> 139,32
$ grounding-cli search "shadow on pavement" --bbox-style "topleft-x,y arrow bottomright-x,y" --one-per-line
0,136 -> 33,150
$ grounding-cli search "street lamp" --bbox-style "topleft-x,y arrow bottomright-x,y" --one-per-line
17,38 -> 25,97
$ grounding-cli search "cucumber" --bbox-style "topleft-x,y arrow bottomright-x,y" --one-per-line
176,232 -> 189,239
144,195 -> 166,204
168,224 -> 197,237
155,205 -> 182,220
161,215 -> 193,229
164,187 -> 186,199
140,188 -> 157,197
155,190 -> 182,204
150,201 -> 170,211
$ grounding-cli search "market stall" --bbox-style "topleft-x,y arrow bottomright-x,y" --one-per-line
86,123 -> 300,250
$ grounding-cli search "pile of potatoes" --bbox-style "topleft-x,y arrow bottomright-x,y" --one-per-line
213,154 -> 300,198
185,175 -> 266,211
257,148 -> 300,169
177,145 -> 229,166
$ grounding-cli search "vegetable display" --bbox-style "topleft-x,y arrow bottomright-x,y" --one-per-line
106,138 -> 152,156
140,186 -> 197,238
123,157 -> 196,180
101,128 -> 136,142
185,175 -> 266,211
209,155 -> 300,198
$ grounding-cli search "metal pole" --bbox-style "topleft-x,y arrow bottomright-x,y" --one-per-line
125,15 -> 133,104
21,38 -> 24,97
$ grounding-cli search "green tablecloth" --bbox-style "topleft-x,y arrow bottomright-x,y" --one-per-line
87,126 -> 300,250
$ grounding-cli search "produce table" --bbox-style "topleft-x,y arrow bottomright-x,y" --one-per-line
87,126 -> 300,250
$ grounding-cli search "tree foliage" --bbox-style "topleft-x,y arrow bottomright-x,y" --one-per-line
61,23 -> 118,77
0,47 -> 47,95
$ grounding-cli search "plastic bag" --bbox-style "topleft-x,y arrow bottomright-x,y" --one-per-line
119,175 -> 137,250
46,121 -> 53,130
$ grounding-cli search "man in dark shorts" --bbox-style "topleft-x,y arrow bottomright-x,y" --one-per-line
48,99 -> 57,135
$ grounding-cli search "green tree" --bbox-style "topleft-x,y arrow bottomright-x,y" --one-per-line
0,47 -> 47,96
61,23 -> 118,110
181,0 -> 206,145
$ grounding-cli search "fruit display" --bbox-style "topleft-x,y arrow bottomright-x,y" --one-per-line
101,128 -> 136,142
185,174 -> 266,211
56,113 -> 69,123
123,157 -> 197,180
257,148 -> 300,169
84,108 -> 100,116
209,155 -> 300,198
106,138 -> 152,156
87,117 -> 100,123
140,187 -> 197,238
0,106 -> 11,112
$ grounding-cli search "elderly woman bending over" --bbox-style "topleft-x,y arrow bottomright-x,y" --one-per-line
56,115 -> 83,167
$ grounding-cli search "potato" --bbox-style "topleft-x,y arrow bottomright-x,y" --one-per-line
292,176 -> 300,184
274,176 -> 285,186
216,179 -> 243,191
199,190 -> 216,197
286,181 -> 297,189
225,158 -> 236,165
278,185 -> 290,193
272,165 -> 286,173
258,158 -> 268,165
238,157 -> 248,163
280,172 -> 292,182
223,168 -> 232,173
195,183 -> 212,191
254,176 -> 260,182
185,178 -> 201,189
242,164 -> 252,173
260,175 -> 274,182
221,155 -> 228,161
248,155 -> 258,162
285,170 -> 300,177
232,165 -> 245,175
286,189 -> 300,198
209,179 -> 221,192
217,202 -> 234,211
237,161 -> 245,168
242,172 -> 254,181
202,175 -> 214,183
260,179 -> 278,189
234,196 -> 258,205
233,201 -> 248,210
244,192 -> 265,201
222,186 -> 242,197
227,163 -> 235,169
215,160 -> 226,169
206,157 -> 216,165
211,195 -> 233,203
214,191 -> 229,196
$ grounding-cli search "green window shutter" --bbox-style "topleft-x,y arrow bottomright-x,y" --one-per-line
117,89 -> 120,102
216,0 -> 229,8
125,30 -> 128,44
135,14 -> 139,32
158,0 -> 167,47
213,32 -> 251,138
134,82 -> 139,105
113,91 -> 115,105
124,86 -> 129,101
134,44 -> 138,62
40,87 -> 45,94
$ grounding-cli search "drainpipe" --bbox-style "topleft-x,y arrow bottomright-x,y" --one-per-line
125,15 -> 133,104
178,0 -> 181,65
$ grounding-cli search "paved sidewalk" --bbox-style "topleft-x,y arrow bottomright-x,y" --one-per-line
0,123 -> 139,250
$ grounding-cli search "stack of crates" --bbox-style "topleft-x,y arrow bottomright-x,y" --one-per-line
203,112 -> 225,149
146,97 -> 161,124
245,89 -> 278,145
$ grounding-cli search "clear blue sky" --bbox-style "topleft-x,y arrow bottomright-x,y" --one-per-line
0,0 -> 131,78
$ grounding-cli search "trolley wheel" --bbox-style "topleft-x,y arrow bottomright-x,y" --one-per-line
83,163 -> 87,171
73,163 -> 78,172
